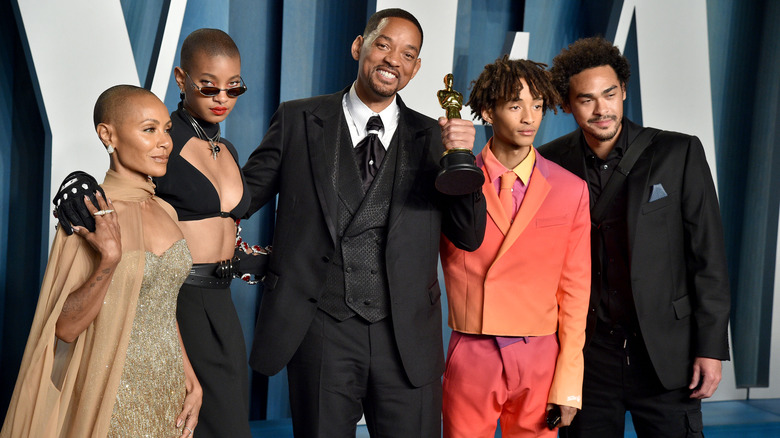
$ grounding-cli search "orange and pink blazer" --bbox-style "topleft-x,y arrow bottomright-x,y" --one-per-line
440,146 -> 591,408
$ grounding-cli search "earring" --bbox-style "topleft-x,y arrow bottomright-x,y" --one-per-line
180,89 -> 185,101
106,145 -> 114,154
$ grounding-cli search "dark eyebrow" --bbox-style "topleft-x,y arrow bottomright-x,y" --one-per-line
602,85 -> 618,95
576,85 -> 619,100
197,73 -> 242,82
375,34 -> 419,55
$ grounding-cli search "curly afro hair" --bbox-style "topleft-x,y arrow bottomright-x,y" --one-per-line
550,36 -> 630,108
466,55 -> 560,124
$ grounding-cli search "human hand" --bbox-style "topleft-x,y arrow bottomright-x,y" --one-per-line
176,375 -> 202,437
72,192 -> 121,266
547,403 -> 578,428
559,405 -> 578,427
53,171 -> 106,235
235,245 -> 271,277
438,117 -> 476,151
689,357 -> 722,399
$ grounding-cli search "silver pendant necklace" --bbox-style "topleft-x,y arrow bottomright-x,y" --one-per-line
183,110 -> 221,160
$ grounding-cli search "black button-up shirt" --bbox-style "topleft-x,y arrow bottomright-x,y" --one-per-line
582,127 -> 639,333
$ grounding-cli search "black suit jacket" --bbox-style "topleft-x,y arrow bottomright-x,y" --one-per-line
242,88 -> 486,387
538,119 -> 730,390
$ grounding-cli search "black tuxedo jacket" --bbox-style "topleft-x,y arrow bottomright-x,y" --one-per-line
538,119 -> 730,390
242,88 -> 486,387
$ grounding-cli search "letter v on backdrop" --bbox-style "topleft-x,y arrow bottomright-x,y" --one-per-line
13,0 -> 185,243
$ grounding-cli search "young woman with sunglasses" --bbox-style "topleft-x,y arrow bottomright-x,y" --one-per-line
152,28 -> 253,438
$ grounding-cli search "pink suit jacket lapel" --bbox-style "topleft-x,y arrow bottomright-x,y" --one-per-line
482,156 -> 552,264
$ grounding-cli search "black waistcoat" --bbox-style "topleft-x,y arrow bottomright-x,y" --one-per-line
318,122 -> 398,323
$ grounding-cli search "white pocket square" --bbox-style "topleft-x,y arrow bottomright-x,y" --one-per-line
649,183 -> 668,202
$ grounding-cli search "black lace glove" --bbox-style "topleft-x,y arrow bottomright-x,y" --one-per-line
52,171 -> 106,235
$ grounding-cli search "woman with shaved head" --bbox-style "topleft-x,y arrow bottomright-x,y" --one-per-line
1,85 -> 201,438
44,28 -> 254,437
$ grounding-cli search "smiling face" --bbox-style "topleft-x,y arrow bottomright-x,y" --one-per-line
483,78 -> 543,153
98,94 -> 172,181
351,17 -> 422,111
175,51 -> 242,124
565,65 -> 626,149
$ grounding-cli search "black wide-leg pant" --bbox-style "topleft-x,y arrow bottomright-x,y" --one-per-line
177,283 -> 251,438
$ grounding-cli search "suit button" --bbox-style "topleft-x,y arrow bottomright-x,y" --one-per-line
343,236 -> 350,242
364,300 -> 372,305
371,269 -> 377,274
347,296 -> 353,303
345,267 -> 352,273
322,256 -> 330,263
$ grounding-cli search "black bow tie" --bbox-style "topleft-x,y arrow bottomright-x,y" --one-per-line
355,115 -> 385,191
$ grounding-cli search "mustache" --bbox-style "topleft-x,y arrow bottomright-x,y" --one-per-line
588,115 -> 618,123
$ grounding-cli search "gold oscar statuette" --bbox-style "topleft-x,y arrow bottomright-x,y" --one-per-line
435,73 -> 484,195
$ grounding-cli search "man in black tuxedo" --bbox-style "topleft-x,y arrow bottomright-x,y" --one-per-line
242,8 -> 485,437
538,37 -> 730,437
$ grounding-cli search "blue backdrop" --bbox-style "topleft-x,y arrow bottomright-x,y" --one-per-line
1,0 -> 778,422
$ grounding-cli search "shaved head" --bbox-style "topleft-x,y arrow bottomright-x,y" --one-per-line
93,85 -> 158,128
180,28 -> 240,72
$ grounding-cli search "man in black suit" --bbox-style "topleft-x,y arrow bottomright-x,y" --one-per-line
538,37 -> 730,437
242,8 -> 486,437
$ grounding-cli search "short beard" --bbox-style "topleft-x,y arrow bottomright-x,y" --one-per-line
368,75 -> 398,98
588,116 -> 621,141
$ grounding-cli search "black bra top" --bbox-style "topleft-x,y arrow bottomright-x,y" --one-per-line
153,103 -> 251,221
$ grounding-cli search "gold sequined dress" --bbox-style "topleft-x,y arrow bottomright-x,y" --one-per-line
108,239 -> 192,437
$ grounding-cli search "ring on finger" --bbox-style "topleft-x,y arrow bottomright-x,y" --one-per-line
184,426 -> 194,435
93,209 -> 114,217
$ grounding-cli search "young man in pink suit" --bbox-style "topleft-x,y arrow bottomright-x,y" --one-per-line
440,56 -> 591,437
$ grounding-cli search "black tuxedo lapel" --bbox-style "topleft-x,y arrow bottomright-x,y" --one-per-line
388,101 -> 429,229
335,120 -> 365,217
306,90 -> 349,244
558,131 -> 588,179
622,119 -> 655,253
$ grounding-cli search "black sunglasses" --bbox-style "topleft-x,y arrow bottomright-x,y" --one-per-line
185,71 -> 247,97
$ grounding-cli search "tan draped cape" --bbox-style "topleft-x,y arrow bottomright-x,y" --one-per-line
1,170 -> 180,438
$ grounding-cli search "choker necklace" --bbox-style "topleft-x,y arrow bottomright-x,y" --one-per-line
183,110 -> 221,160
